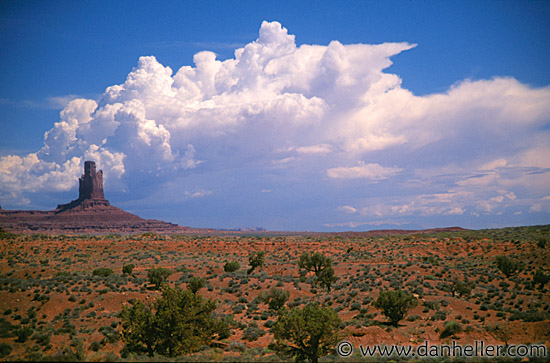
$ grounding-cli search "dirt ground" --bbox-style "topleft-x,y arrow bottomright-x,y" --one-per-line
0,225 -> 549,361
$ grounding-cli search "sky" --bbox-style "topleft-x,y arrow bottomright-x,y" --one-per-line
1,0 -> 549,231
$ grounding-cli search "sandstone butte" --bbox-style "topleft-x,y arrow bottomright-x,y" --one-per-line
0,161 -> 202,235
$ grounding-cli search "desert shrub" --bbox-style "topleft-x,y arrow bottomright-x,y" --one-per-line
423,301 -> 439,311
0,318 -> 16,338
495,256 -> 522,278
509,310 -> 548,322
147,267 -> 172,289
188,276 -> 206,294
440,321 -> 462,339
243,322 -> 265,341
537,238 -> 547,248
374,289 -> 418,326
119,287 -> 229,357
270,304 -> 341,363
431,310 -> 447,321
32,332 -> 51,347
533,269 -> 550,290
122,264 -> 135,275
89,341 -> 101,352
15,326 -> 33,343
247,251 -> 265,275
223,261 -> 240,273
0,343 -> 12,359
451,280 -> 474,298
93,268 -> 114,277
99,325 -> 120,343
267,288 -> 290,311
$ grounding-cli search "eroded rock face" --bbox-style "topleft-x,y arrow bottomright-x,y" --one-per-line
79,161 -> 105,200
56,161 -> 110,211
0,160 -> 197,234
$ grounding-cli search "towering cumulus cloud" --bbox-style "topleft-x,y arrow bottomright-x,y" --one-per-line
1,21 -> 549,225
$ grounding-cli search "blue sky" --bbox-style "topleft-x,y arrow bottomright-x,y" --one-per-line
1,0 -> 549,231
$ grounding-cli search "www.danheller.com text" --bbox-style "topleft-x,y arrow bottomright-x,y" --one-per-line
336,340 -> 548,359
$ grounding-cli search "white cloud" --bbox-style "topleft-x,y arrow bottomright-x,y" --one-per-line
1,20 -> 549,224
327,162 -> 402,180
184,189 -> 212,199
338,205 -> 357,214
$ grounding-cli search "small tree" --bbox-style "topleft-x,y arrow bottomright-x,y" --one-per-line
267,288 -> 290,311
298,252 -> 337,291
270,304 -> 341,363
247,251 -> 265,275
120,287 -> 229,357
188,276 -> 206,294
122,264 -> 135,275
318,266 -> 338,292
374,289 -> 418,327
223,260 -> 240,273
298,252 -> 332,276
495,256 -> 522,278
147,267 -> 172,289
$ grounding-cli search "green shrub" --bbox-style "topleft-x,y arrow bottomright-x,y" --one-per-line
374,289 -> 418,326
119,287 -> 229,357
247,251 -> 265,275
188,276 -> 206,294
243,322 -> 265,341
440,321 -> 462,338
0,342 -> 12,359
147,267 -> 172,289
270,304 -> 341,363
93,267 -> 114,277
122,264 -> 135,275
224,261 -> 240,273
89,341 -> 101,352
267,288 -> 290,311
495,256 -> 522,278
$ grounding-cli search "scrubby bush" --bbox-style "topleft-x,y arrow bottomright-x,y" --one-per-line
120,287 -> 229,357
533,269 -> 550,290
495,256 -> 522,278
224,260 -> 240,273
122,264 -> 135,275
440,321 -> 462,339
243,322 -> 265,341
0,343 -> 12,359
267,288 -> 290,311
188,276 -> 206,294
93,267 -> 114,277
374,289 -> 418,327
270,304 -> 341,363
247,251 -> 265,275
147,267 -> 171,289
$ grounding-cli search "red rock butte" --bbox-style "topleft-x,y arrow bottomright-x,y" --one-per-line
0,161 -> 200,234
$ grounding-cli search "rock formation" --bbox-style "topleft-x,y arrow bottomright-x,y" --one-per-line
0,160 -> 208,235
56,161 -> 110,211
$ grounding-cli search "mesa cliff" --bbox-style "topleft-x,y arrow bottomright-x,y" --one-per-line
0,161 -> 197,235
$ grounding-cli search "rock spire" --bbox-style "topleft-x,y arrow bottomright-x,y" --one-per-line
56,160 -> 110,211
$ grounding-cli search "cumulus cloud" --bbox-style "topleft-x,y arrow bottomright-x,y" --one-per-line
1,20 -> 549,226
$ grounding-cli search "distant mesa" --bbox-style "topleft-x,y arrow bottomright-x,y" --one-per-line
0,160 -> 199,235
